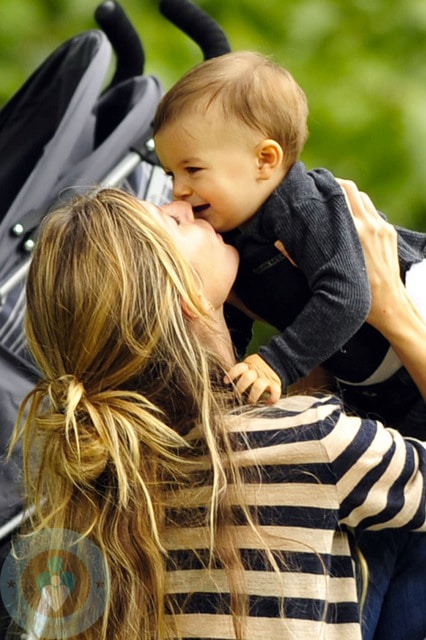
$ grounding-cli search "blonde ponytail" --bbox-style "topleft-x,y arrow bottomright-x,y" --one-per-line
10,188 -> 246,639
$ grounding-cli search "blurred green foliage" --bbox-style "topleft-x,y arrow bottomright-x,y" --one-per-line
2,0 -> 425,349
1,0 -> 426,230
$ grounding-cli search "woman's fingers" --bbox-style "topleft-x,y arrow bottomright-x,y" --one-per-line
337,177 -> 402,328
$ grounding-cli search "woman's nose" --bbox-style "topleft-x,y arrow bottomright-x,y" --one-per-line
161,201 -> 194,222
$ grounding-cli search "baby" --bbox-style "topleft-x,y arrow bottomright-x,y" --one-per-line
153,51 -> 426,435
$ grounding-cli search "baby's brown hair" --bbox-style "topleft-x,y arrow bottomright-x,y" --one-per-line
154,51 -> 309,166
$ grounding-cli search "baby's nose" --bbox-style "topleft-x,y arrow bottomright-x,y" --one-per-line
172,176 -> 192,199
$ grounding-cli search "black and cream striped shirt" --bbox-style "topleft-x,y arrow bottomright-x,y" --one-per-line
164,394 -> 426,639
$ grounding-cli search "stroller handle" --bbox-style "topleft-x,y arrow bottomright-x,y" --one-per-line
160,0 -> 231,59
95,1 -> 145,83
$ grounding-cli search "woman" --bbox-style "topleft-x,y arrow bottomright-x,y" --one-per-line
8,183 -> 426,640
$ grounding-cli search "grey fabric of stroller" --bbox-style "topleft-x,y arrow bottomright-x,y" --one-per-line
0,30 -> 112,280
0,29 -> 112,541
0,25 -> 163,539
0,344 -> 38,528
0,31 -> 110,217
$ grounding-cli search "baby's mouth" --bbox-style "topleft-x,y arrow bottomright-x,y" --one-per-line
192,204 -> 210,217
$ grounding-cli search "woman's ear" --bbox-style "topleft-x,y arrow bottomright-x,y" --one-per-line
181,298 -> 196,319
255,139 -> 284,180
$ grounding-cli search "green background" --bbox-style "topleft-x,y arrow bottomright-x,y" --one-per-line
1,0 -> 426,345
2,0 -> 426,228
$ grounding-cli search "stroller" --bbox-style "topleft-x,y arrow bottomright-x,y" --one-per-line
0,0 -> 230,633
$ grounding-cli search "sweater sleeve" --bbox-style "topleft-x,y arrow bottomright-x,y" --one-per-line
321,407 -> 426,531
259,167 -> 371,386
237,395 -> 426,532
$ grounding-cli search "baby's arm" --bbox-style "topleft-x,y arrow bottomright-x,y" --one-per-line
262,174 -> 371,386
226,173 -> 371,401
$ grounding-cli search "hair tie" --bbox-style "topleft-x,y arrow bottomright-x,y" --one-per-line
46,374 -> 85,415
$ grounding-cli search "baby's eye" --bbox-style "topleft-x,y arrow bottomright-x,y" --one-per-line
186,167 -> 201,175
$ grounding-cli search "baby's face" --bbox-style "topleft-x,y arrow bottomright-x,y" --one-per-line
154,110 -> 270,232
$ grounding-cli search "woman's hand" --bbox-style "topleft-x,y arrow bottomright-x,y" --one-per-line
338,179 -> 403,331
338,179 -> 426,400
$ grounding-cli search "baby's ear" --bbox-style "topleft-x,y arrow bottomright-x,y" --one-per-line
255,139 -> 284,179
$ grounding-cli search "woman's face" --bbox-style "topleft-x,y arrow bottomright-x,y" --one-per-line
143,199 -> 240,309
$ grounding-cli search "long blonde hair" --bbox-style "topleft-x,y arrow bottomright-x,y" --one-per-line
11,188 -> 247,639
154,51 -> 309,166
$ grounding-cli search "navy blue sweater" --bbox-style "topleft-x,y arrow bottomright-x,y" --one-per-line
228,162 -> 426,386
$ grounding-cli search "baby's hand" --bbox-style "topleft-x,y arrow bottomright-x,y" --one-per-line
224,353 -> 282,404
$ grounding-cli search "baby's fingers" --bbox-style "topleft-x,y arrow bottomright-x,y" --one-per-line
246,378 -> 270,404
224,362 -> 251,385
224,364 -> 281,404
224,363 -> 264,400
247,379 -> 281,405
234,369 -> 259,397
224,362 -> 259,397
264,380 -> 281,405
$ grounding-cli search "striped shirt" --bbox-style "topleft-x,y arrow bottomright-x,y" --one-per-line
164,394 -> 426,639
